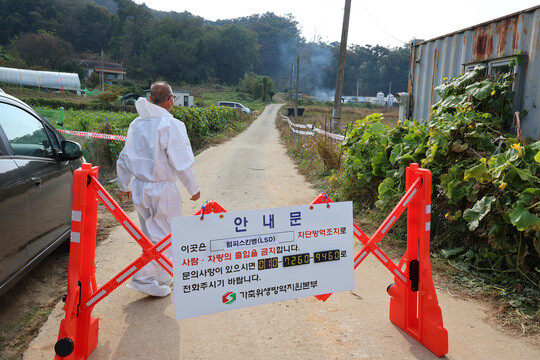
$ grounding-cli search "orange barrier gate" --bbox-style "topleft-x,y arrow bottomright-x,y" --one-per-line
54,163 -> 446,359
310,163 -> 448,357
53,164 -> 227,359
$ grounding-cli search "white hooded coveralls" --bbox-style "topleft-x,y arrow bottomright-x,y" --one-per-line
117,98 -> 200,290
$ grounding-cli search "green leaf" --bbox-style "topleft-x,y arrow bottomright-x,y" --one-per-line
371,151 -> 387,173
464,163 -> 492,183
534,150 -> 540,163
465,80 -> 495,100
488,153 -> 509,178
517,168 -> 533,181
369,122 -> 387,134
451,142 -> 468,153
517,188 -> 539,206
440,246 -> 466,259
389,143 -> 403,165
492,255 -> 504,270
378,177 -> 395,198
509,205 -> 540,231
463,196 -> 496,231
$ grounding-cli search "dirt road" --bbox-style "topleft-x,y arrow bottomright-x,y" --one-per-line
25,104 -> 539,359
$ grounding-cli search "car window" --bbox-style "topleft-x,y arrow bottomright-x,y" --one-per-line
44,126 -> 60,152
0,103 -> 55,159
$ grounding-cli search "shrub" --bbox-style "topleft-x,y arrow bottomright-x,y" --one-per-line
316,136 -> 341,170
25,98 -> 129,112
238,72 -> 275,101
87,72 -> 100,88
332,64 -> 539,283
97,91 -> 120,104
171,106 -> 241,149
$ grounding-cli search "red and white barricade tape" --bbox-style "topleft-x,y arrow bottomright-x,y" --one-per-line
58,129 -> 127,141
280,114 -> 345,141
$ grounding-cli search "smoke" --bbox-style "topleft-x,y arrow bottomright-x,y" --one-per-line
278,40 -> 335,98
312,88 -> 335,102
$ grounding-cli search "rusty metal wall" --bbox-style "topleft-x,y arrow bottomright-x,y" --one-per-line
409,6 -> 540,139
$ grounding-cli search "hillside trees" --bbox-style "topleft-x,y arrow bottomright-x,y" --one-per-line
205,25 -> 259,84
72,3 -> 114,53
13,32 -> 73,69
144,14 -> 203,83
218,12 -> 302,82
109,0 -> 154,73
323,44 -> 410,96
0,0 -> 61,43
0,0 -> 410,92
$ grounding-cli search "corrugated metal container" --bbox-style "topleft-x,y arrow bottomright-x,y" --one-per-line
408,5 -> 540,139
0,67 -> 81,92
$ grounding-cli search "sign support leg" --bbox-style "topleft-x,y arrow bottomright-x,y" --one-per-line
388,164 -> 448,357
55,164 -> 99,359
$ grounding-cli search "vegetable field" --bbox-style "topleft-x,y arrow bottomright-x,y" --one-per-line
39,105 -> 250,178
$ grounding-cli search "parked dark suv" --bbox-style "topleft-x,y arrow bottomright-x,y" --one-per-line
0,91 -> 83,297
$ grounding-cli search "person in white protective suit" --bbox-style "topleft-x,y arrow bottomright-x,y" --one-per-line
117,81 -> 201,297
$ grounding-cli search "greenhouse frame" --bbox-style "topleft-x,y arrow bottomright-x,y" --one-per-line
0,67 -> 81,94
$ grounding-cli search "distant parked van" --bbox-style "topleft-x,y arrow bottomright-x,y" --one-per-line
218,101 -> 251,114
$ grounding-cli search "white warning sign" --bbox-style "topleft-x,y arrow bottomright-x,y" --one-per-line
171,202 -> 354,320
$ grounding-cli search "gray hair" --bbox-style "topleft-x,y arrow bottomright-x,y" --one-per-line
150,81 -> 172,104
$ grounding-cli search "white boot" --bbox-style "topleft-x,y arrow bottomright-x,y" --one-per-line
156,271 -> 173,287
156,248 -> 173,286
127,279 -> 171,297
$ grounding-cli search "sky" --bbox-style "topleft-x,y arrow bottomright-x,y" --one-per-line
133,0 -> 539,48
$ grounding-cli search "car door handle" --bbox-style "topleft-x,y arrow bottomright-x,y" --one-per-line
31,177 -> 42,188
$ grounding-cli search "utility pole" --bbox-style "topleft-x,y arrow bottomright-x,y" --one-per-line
295,53 -> 299,117
331,0 -> 352,133
356,79 -> 359,98
289,63 -> 294,100
100,50 -> 104,92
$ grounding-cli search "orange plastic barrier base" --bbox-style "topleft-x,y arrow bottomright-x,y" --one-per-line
387,165 -> 448,357
54,164 -> 227,359
54,165 -> 100,359
310,164 -> 448,357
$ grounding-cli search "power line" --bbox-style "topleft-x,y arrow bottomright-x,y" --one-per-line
360,0 -> 407,45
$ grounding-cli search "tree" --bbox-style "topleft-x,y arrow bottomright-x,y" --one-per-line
109,0 -> 154,71
144,13 -> 207,83
13,32 -> 73,69
238,72 -> 274,101
206,25 -> 259,84
56,60 -> 84,78
0,0 -> 411,92
87,72 -> 100,88
379,46 -> 410,94
221,13 -> 301,76
78,3 -> 114,53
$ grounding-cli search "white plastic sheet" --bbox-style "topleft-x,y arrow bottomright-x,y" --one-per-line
0,67 -> 81,91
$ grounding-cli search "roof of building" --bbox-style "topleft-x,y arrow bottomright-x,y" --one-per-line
414,5 -> 540,46
77,59 -> 126,73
